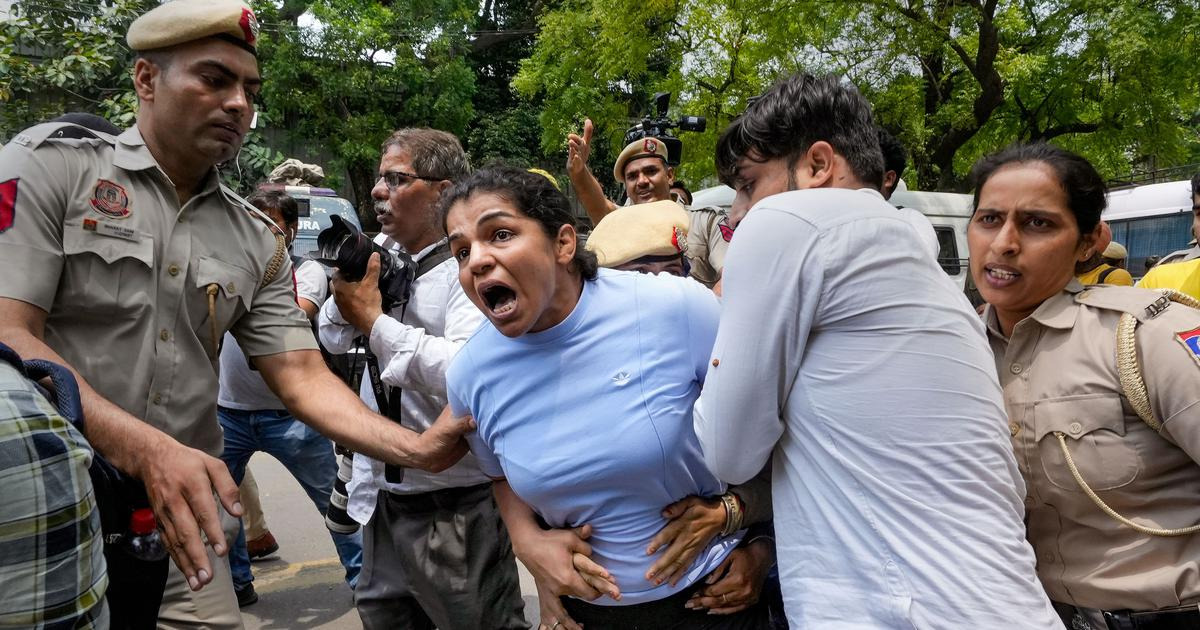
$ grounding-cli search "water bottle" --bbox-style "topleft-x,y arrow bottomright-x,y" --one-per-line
124,508 -> 168,561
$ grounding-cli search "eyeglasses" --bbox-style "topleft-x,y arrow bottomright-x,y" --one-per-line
378,170 -> 444,191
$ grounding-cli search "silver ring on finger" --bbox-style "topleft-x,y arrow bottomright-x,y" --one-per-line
552,622 -> 563,630
721,593 -> 728,604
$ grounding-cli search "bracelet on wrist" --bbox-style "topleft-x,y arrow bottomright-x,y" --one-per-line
719,492 -> 745,536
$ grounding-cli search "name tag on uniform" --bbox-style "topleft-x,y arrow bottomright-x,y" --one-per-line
82,217 -> 140,242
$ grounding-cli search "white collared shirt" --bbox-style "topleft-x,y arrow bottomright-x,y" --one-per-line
318,236 -> 487,523
695,188 -> 1062,628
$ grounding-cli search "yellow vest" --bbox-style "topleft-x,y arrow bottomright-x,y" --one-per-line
1076,264 -> 1133,287
1137,258 -> 1200,300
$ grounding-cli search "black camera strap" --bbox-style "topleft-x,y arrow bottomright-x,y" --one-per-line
364,342 -> 392,417
363,240 -> 453,421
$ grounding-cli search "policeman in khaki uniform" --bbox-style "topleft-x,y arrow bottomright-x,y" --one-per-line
564,119 -> 729,288
585,199 -> 692,276
970,143 -> 1200,630
0,1 -> 470,627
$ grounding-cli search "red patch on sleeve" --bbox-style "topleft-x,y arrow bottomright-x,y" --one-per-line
0,178 -> 17,233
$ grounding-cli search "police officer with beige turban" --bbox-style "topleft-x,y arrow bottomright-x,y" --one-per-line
565,119 -> 728,287
0,1 -> 472,627
586,200 -> 692,276
970,143 -> 1200,630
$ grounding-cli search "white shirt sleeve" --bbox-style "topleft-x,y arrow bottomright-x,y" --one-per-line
369,262 -> 484,396
295,260 -> 329,307
316,294 -> 358,354
695,207 -> 825,484
897,207 -> 940,261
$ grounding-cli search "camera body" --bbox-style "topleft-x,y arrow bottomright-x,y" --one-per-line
622,92 -> 706,167
316,215 -> 416,312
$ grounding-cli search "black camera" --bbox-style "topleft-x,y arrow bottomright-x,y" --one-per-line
623,92 -> 706,167
316,215 -> 416,311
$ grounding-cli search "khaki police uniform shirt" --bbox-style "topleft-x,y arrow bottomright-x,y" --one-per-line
684,205 -> 728,288
984,281 -> 1200,611
0,123 -> 316,457
1157,244 -> 1200,267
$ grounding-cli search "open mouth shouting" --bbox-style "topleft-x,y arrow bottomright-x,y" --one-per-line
478,280 -> 518,320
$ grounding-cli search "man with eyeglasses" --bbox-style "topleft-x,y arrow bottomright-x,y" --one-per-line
318,128 -> 527,629
0,2 -> 473,627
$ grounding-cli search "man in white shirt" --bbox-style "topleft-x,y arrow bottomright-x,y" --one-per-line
694,74 -> 1063,628
318,129 -> 526,629
217,189 -> 363,607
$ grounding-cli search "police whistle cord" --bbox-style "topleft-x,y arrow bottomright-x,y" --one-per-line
206,284 -> 220,357
1055,433 -> 1200,537
203,232 -> 287,358
1055,288 -> 1200,537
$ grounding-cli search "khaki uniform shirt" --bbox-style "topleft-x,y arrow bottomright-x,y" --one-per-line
0,123 -> 316,456
684,205 -> 728,288
1157,244 -> 1200,267
985,281 -> 1200,610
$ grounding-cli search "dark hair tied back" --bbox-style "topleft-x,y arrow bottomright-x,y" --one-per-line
438,166 -> 599,280
969,143 -> 1106,235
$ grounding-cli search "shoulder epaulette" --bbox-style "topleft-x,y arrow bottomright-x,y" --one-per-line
219,184 -> 288,288
220,184 -> 284,238
686,204 -> 726,217
6,122 -> 117,151
1074,286 -> 1183,323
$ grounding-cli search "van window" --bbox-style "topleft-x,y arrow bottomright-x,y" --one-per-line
1108,213 -> 1192,277
935,226 -> 961,276
292,196 -> 361,258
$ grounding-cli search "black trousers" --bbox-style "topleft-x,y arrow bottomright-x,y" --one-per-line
561,577 -> 770,630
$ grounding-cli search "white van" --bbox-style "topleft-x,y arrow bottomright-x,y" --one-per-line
256,184 -> 363,258
690,183 -> 974,289
1102,180 -> 1194,278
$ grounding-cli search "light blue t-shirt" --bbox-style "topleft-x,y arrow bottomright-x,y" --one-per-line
448,268 -> 741,606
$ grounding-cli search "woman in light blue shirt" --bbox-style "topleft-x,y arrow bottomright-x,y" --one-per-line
442,166 -> 769,630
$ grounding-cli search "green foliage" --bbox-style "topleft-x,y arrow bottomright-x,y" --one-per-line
253,0 -> 478,219
516,0 -> 1200,190
220,131 -> 287,196
0,0 -> 152,138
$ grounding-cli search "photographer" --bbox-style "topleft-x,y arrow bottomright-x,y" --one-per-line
566,119 -> 729,288
317,128 -> 527,629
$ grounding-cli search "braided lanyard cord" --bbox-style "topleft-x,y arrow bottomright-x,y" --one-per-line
1054,288 -> 1200,537
203,233 -> 287,359
1055,432 -> 1200,537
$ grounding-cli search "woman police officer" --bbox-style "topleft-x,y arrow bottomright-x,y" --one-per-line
969,143 -> 1200,629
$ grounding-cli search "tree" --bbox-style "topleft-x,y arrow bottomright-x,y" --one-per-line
463,0 -> 545,168
514,0 -> 1200,190
253,0 -> 478,224
832,0 -> 1200,188
512,0 -> 687,194
0,0 -> 152,138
